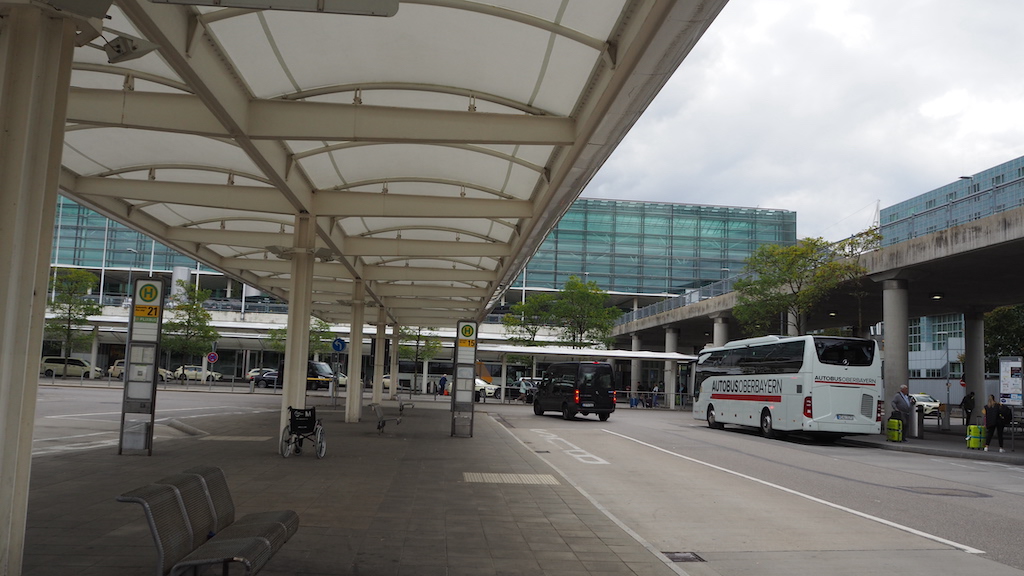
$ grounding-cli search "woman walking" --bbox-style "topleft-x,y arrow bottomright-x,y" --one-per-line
982,394 -> 1007,453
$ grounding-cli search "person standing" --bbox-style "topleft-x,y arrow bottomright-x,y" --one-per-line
438,374 -> 448,396
891,384 -> 914,442
960,391 -> 976,426
982,394 -> 1007,453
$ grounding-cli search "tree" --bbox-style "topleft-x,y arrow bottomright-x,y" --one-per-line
46,269 -> 102,357
399,326 -> 443,390
733,236 -> 868,336
162,280 -> 220,364
984,304 -> 1024,372
268,317 -> 334,357
501,292 -> 555,345
550,275 -> 620,348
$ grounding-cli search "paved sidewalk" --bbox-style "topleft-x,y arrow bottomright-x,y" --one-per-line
22,397 -> 1023,576
23,397 -> 680,576
841,418 -> 1024,463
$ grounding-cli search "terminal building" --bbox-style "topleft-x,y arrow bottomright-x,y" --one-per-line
47,196 -> 797,386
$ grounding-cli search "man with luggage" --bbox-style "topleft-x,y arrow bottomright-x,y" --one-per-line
891,384 -> 915,442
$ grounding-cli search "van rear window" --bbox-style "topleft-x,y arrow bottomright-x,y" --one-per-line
579,364 -> 613,391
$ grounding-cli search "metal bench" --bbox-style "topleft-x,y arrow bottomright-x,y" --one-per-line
117,483 -> 274,576
369,403 -> 400,433
182,466 -> 299,540
398,397 -> 415,415
118,466 -> 298,576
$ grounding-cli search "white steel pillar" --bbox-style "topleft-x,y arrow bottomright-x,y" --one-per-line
345,282 -> 365,423
389,326 -> 400,400
279,214 -> 314,435
372,306 -> 386,405
630,333 -> 641,399
664,328 -> 678,409
0,7 -> 76,573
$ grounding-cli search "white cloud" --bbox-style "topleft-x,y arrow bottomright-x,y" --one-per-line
585,0 -> 1024,241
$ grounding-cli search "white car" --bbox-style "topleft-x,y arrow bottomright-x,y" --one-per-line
442,378 -> 498,399
910,393 -> 940,416
175,365 -> 223,381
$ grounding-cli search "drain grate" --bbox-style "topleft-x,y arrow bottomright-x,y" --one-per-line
464,472 -> 559,485
664,552 -> 705,563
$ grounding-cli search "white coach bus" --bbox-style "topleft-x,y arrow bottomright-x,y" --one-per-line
692,335 -> 882,439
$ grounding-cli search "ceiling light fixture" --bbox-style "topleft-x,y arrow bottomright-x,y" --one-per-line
929,292 -> 944,300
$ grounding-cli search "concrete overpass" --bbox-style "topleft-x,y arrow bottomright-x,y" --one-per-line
613,204 -> 1024,409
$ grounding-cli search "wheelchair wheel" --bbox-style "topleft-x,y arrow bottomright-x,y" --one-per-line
314,424 -> 326,459
280,425 -> 292,458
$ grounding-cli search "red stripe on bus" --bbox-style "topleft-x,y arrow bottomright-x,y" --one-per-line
710,394 -> 782,402
815,380 -> 876,386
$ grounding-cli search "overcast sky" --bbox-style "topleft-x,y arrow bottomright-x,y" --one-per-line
585,0 -> 1024,242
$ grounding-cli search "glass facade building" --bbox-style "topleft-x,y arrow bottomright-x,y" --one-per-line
52,196 -> 216,304
516,199 -> 797,294
880,155 -> 1024,246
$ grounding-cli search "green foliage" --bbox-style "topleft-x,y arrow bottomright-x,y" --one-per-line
501,292 -> 555,345
984,304 -> 1024,372
552,275 -> 620,348
734,235 -> 870,336
399,326 -> 442,364
268,317 -> 334,357
162,280 -> 220,362
45,268 -> 102,355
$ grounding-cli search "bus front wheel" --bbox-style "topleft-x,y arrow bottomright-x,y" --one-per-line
707,405 -> 724,429
760,408 -> 777,439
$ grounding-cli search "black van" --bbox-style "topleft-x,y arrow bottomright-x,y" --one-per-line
533,362 -> 616,421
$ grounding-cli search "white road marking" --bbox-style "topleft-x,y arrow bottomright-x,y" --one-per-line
531,429 -> 608,464
603,429 -> 985,555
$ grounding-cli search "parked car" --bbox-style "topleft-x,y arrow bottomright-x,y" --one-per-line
911,393 -> 940,416
109,359 -> 173,381
534,361 -> 616,421
247,367 -> 274,382
254,370 -> 279,388
175,365 -> 223,381
40,356 -> 102,379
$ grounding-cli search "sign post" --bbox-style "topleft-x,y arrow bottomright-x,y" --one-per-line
999,356 -> 1022,452
451,320 -> 478,437
119,278 -> 165,455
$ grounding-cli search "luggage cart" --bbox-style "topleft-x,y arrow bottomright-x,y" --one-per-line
280,406 -> 326,458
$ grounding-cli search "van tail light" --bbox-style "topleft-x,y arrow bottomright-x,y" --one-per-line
803,396 -> 813,418
575,389 -> 580,404
876,400 -> 884,422
612,390 -> 617,402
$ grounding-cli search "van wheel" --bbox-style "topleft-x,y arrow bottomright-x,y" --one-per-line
760,409 -> 776,439
707,404 -> 724,429
44,369 -> 54,378
533,401 -> 543,415
599,413 -> 610,422
562,405 -> 576,420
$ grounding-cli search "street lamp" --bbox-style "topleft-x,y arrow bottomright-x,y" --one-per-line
125,248 -> 139,308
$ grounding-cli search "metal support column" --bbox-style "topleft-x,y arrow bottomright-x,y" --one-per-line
345,282 -> 365,423
372,306 -> 386,405
0,7 -> 77,573
280,214 -> 315,435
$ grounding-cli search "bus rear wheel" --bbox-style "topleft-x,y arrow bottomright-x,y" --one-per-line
707,404 -> 724,429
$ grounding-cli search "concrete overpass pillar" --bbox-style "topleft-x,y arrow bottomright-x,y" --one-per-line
0,8 -> 77,572
882,279 -> 909,413
389,325 -> 400,399
664,328 -> 678,409
630,333 -> 641,399
963,308 -> 985,420
346,282 -> 366,423
713,317 -> 730,347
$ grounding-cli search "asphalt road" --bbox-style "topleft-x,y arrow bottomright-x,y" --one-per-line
485,402 -> 1024,575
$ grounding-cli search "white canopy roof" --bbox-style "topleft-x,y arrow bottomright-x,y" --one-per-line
56,0 -> 727,328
